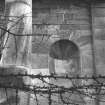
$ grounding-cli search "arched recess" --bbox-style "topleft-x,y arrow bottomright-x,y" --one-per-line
49,39 -> 81,85
48,39 -> 85,104
49,39 -> 80,73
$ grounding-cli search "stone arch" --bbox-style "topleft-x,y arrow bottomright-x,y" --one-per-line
49,39 -> 81,78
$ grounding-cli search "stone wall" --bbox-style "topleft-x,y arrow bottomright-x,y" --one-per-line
32,0 -> 93,75
92,3 -> 105,105
32,1 -> 93,105
32,1 -> 105,105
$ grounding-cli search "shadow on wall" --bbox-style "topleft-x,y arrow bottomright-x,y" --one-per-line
49,39 -> 79,60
